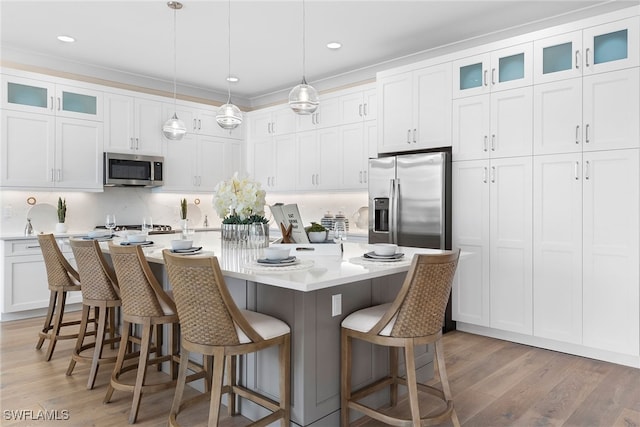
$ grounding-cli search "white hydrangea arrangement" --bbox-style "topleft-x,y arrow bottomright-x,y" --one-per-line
213,172 -> 268,224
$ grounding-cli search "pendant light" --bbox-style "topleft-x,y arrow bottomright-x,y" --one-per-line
216,0 -> 243,129
288,0 -> 319,115
162,1 -> 187,140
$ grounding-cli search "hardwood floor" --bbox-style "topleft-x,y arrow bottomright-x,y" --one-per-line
1,314 -> 639,426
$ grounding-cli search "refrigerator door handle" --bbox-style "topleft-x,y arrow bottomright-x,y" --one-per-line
393,178 -> 401,244
389,178 -> 396,243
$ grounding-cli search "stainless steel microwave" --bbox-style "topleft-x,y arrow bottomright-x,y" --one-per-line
103,153 -> 164,187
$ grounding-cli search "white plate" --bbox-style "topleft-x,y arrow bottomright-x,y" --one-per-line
361,254 -> 405,262
119,241 -> 153,246
363,251 -> 405,260
257,256 -> 298,266
170,246 -> 203,254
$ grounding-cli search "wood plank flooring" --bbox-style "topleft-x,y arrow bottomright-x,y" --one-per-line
1,314 -> 639,426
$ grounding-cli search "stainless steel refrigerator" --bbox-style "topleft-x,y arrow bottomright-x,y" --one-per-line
368,151 -> 451,250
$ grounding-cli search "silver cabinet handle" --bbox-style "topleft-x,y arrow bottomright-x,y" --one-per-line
311,174 -> 315,185
57,97 -> 61,111
193,118 -> 197,130
50,169 -> 55,182
585,124 -> 590,143
272,176 -> 276,187
129,137 -> 134,150
491,68 -> 496,85
271,122 -> 276,133
135,138 -> 139,149
50,96 -> 54,110
575,125 -> 580,144
56,169 -> 62,182
267,122 -> 271,134
575,161 -> 580,180
315,173 -> 319,186
585,160 -> 590,180
315,113 -> 319,125
198,119 -> 201,130
364,170 -> 367,183
359,104 -> 363,117
359,171 -> 362,183
575,50 -> 580,69
413,128 -> 417,143
407,129 -> 411,144
483,69 -> 488,86
26,245 -> 41,249
483,135 -> 488,152
490,166 -> 496,183
491,134 -> 496,151
363,103 -> 368,117
585,48 -> 591,67
483,167 -> 488,183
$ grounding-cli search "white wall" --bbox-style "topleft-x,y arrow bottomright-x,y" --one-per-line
0,189 -> 369,237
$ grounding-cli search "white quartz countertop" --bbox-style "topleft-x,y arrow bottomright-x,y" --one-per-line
2,232 -> 452,292
104,233 -> 445,292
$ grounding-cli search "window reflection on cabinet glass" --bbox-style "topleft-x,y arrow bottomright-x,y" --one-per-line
62,92 -> 97,115
594,29 -> 628,64
543,42 -> 573,74
7,83 -> 48,108
499,53 -> 525,82
460,63 -> 483,90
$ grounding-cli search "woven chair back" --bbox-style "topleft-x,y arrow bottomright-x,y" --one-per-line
389,250 -> 460,338
70,239 -> 119,301
109,244 -> 166,318
163,252 -> 243,346
38,234 -> 78,290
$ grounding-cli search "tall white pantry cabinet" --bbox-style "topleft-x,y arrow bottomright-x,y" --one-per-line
452,10 -> 640,365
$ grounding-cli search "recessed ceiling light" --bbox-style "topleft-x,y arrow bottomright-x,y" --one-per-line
57,35 -> 75,43
226,75 -> 239,83
327,42 -> 342,50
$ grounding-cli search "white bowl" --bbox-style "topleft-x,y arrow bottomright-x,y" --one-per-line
127,233 -> 147,243
373,243 -> 398,256
263,246 -> 291,260
171,239 -> 193,250
308,231 -> 327,243
88,230 -> 111,238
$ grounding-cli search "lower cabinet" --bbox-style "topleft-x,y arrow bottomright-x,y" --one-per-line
534,149 -> 640,356
1,238 -> 80,317
452,156 -> 533,335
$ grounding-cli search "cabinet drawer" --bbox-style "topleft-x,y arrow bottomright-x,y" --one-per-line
4,240 -> 43,256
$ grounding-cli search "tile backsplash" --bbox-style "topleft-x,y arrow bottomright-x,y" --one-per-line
0,189 -> 369,237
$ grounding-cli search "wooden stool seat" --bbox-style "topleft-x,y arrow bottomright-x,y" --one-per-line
36,234 -> 91,361
341,250 -> 461,427
163,250 -> 291,427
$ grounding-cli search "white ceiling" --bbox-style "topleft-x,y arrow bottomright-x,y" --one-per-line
1,1 -> 637,108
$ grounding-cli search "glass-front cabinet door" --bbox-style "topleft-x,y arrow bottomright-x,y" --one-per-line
583,17 -> 639,75
2,75 -> 102,121
534,31 -> 583,84
453,43 -> 532,98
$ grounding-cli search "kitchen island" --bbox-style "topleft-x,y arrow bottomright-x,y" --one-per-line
105,232 -> 447,427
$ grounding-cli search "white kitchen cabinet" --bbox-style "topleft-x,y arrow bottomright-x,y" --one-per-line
534,17 -> 639,84
296,128 -> 340,190
378,62 -> 452,153
296,95 -> 341,132
164,103 -> 232,138
2,74 -> 103,121
534,68 -> 639,155
339,88 -> 377,124
2,238 -> 80,315
0,110 -> 103,190
453,43 -> 533,98
532,150 -> 639,355
452,156 -> 532,334
104,93 -> 163,155
249,106 -> 296,140
453,86 -> 533,161
533,153 -> 583,344
582,149 -> 639,356
341,123 -> 369,189
252,134 -> 296,192
161,134 -> 227,192
451,160 -> 491,327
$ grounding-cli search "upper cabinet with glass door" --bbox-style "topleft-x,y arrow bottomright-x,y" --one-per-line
534,17 -> 639,84
2,74 -> 102,121
453,43 -> 533,98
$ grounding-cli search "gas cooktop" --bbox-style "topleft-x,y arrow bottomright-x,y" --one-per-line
94,224 -> 174,235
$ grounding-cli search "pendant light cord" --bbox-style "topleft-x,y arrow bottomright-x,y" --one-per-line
302,0 -> 307,84
227,0 -> 232,103
172,4 -> 178,109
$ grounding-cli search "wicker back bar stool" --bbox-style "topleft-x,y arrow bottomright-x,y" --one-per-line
340,250 -> 461,427
104,243 -> 203,424
36,233 -> 88,361
66,238 -> 121,389
163,250 -> 291,427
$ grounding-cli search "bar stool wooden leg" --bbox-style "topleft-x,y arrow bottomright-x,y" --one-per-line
45,290 -> 67,361
208,350 -> 225,426
340,329 -> 352,427
280,334 -> 291,426
104,320 -> 132,404
435,340 -> 460,427
87,305 -> 109,389
404,341 -> 421,427
226,355 -> 236,415
390,346 -> 399,407
66,304 -> 91,376
169,349 -> 190,425
36,291 -> 57,350
129,322 -> 153,424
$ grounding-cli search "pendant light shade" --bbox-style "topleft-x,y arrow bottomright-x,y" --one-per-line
216,0 -> 243,130
289,0 -> 319,115
163,1 -> 186,140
